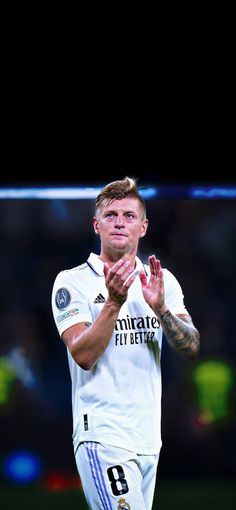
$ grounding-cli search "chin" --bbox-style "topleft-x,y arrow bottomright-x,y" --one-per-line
112,244 -> 127,254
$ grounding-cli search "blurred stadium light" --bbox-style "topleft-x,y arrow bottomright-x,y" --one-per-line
0,185 -> 236,199
3,450 -> 42,484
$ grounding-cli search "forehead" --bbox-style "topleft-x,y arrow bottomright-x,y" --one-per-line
101,197 -> 142,213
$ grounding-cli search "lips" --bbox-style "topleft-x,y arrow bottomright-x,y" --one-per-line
111,233 -> 127,237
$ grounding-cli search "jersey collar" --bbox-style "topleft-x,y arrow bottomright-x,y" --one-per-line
87,252 -> 146,277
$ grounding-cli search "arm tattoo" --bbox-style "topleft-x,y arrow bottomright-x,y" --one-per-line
160,310 -> 200,358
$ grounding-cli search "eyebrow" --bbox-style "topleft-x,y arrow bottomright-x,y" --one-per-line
103,208 -> 137,215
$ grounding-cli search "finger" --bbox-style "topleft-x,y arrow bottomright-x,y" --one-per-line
151,257 -> 163,279
107,259 -> 124,282
156,261 -> 164,291
111,260 -> 134,286
156,259 -> 163,276
156,259 -> 163,279
123,273 -> 135,290
111,260 -> 134,281
159,267 -> 164,281
103,262 -> 110,279
149,255 -> 158,277
139,270 -> 147,286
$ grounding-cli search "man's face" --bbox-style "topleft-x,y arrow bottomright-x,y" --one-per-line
93,197 -> 148,255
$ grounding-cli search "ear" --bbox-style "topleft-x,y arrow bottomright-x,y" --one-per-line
93,217 -> 100,235
140,218 -> 149,238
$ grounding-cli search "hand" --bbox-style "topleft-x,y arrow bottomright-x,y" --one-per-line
139,255 -> 167,315
104,259 -> 135,305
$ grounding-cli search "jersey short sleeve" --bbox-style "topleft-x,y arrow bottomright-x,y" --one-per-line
51,269 -> 92,337
164,268 -> 188,315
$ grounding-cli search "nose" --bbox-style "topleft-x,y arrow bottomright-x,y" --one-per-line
114,214 -> 124,228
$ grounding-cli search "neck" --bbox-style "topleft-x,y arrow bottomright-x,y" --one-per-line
99,249 -> 137,268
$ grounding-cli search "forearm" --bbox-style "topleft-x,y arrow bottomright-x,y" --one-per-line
158,308 -> 200,359
69,300 -> 121,370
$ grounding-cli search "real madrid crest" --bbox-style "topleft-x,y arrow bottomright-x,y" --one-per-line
117,497 -> 131,510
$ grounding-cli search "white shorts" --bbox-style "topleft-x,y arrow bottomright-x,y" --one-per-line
75,441 -> 159,510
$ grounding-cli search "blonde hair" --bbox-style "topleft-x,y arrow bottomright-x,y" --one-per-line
95,176 -> 146,218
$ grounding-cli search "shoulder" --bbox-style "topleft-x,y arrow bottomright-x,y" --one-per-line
163,267 -> 178,281
163,268 -> 184,298
52,261 -> 89,286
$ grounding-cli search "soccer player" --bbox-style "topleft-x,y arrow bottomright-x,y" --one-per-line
51,176 -> 200,509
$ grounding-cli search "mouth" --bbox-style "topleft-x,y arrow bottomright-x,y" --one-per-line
111,233 -> 127,237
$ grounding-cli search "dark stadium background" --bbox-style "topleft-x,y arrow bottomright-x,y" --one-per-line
0,173 -> 235,509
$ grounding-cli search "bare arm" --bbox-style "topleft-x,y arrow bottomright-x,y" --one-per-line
62,301 -> 121,370
158,310 -> 200,359
139,255 -> 200,359
62,259 -> 135,370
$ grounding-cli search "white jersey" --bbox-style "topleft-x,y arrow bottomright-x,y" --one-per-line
51,252 -> 187,455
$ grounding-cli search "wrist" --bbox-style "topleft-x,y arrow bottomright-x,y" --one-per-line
104,299 -> 122,313
155,305 -> 169,319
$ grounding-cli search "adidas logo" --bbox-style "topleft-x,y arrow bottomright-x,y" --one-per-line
94,293 -> 106,304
